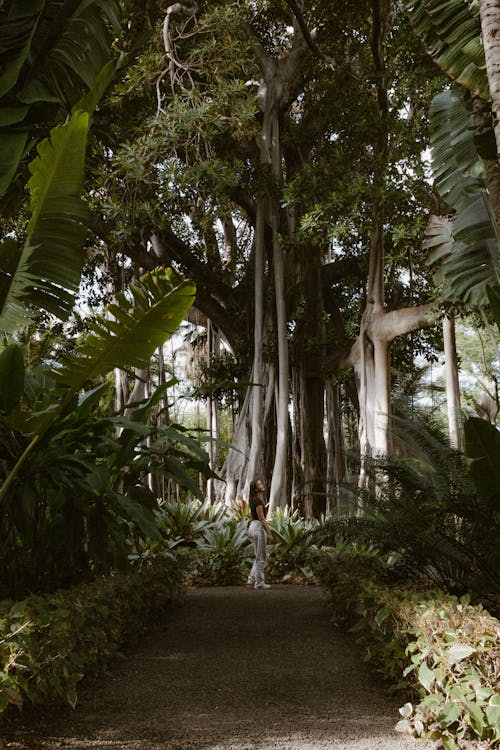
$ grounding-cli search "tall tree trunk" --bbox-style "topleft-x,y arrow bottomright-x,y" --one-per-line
325,381 -> 347,516
291,244 -> 328,518
443,314 -> 464,450
244,182 -> 267,497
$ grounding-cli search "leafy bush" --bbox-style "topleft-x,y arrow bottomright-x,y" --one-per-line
0,555 -> 184,715
317,551 -> 500,749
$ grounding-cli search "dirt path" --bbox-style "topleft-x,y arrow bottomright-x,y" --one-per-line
3,585 -> 431,750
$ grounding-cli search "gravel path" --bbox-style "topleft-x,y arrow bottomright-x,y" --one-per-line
3,584 -> 431,750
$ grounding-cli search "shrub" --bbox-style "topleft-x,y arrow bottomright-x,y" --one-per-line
0,555 -> 184,715
317,551 -> 500,749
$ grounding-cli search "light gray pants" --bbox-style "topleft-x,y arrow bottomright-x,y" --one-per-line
249,519 -> 267,585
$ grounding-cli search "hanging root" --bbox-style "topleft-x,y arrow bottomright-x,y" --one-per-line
156,0 -> 198,113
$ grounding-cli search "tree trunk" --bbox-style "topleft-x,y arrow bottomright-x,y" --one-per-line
325,381 -> 347,516
443,314 -> 464,450
244,191 -> 266,496
290,244 -> 328,518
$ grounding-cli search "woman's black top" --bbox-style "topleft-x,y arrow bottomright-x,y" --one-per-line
250,496 -> 265,520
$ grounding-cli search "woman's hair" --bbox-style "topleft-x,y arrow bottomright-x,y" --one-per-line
249,479 -> 262,503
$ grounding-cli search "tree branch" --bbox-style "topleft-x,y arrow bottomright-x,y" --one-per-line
283,0 -> 336,67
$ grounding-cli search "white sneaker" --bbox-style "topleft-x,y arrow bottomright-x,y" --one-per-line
254,582 -> 271,589
247,577 -> 255,585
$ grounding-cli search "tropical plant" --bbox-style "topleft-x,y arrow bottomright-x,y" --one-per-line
267,506 -> 319,581
321,416 -> 500,612
0,0 -> 123,198
0,0 -> 126,330
192,517 -> 252,585
424,89 -> 500,307
155,498 -> 214,547
0,267 -> 202,596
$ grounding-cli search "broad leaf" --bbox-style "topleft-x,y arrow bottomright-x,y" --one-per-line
406,0 -> 488,99
0,0 -> 43,98
425,90 -> 500,305
0,238 -> 38,333
27,109 -> 89,269
0,112 -> 89,330
17,0 -> 122,104
51,268 -> 196,391
0,131 -> 28,198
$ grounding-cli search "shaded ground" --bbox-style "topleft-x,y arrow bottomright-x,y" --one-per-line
2,585 -> 431,749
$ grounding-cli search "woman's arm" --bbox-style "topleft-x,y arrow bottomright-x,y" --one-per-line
256,503 -> 273,543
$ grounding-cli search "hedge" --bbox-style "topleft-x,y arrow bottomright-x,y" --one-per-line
317,551 -> 500,750
0,555 -> 184,715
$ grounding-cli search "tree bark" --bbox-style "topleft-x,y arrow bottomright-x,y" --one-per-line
443,314 -> 464,450
325,381 -> 347,516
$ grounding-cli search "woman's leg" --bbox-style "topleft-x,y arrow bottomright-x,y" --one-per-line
253,527 -> 267,586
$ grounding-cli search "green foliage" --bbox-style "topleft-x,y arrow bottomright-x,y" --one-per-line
425,89 -> 500,307
0,556 -> 183,715
0,110 -> 89,331
0,268 -> 204,596
191,518 -> 252,585
267,506 -> 320,581
156,498 -> 217,546
0,0 -> 123,198
146,499 -> 321,586
406,0 -> 488,99
314,415 -> 500,612
318,551 -> 500,748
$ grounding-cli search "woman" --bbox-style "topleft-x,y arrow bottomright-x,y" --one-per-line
247,478 -> 274,589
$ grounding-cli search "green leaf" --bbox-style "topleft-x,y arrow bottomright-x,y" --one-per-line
17,0 -> 123,105
438,701 -> 461,728
50,268 -> 196,391
0,0 -> 43,98
426,90 -> 500,305
0,238 -> 38,333
418,661 -> 436,691
442,736 -> 459,750
0,131 -> 29,198
406,0 -> 488,99
446,642 -> 475,664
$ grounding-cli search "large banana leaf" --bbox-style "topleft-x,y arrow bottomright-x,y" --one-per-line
0,0 -> 123,199
406,0 -> 489,99
51,268 -> 196,392
425,89 -> 500,305
0,110 -> 89,331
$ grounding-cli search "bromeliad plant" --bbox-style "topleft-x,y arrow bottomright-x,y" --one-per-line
266,506 -> 319,581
